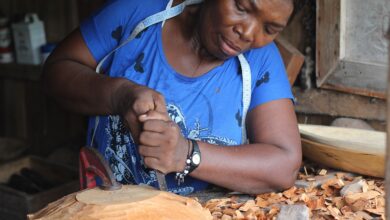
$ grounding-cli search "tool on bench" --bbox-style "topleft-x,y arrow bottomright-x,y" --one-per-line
79,147 -> 168,191
29,146 -> 209,219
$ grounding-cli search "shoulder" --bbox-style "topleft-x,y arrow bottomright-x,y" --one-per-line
90,0 -> 169,22
244,42 -> 281,66
242,42 -> 285,77
244,41 -> 294,109
79,0 -> 169,63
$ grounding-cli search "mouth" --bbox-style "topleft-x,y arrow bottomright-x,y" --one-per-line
219,35 -> 241,57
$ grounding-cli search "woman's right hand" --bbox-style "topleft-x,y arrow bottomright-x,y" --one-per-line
111,80 -> 167,143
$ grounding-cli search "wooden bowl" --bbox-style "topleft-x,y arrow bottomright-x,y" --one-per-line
299,124 -> 385,178
28,185 -> 212,220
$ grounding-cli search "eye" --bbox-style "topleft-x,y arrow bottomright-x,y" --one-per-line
264,26 -> 278,35
235,0 -> 246,12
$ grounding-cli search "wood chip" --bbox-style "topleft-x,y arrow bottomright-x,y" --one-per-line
340,179 -> 365,196
282,186 -> 297,199
344,191 -> 381,205
221,214 -> 232,220
238,200 -> 256,212
327,205 -> 341,219
202,161 -> 385,220
222,208 -> 235,216
365,207 -> 384,216
318,169 -> 327,176
234,210 -> 244,219
350,198 -> 370,212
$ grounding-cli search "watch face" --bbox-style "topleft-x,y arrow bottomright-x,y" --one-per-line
192,153 -> 201,165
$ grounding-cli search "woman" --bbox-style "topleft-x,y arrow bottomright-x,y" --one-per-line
43,0 -> 301,195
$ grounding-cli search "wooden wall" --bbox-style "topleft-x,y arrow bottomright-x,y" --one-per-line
0,0 -> 79,43
0,0 -> 87,155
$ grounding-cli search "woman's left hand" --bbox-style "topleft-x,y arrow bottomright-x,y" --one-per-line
138,110 -> 188,174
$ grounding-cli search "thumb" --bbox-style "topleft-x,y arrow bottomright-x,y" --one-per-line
153,93 -> 167,114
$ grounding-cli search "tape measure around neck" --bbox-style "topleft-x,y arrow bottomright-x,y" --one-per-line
238,54 -> 251,143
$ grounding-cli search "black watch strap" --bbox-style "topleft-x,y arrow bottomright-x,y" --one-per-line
189,139 -> 201,173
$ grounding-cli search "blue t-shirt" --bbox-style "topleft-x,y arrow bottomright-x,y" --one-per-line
80,0 -> 294,195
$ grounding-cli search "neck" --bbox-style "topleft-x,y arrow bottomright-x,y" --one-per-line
190,26 -> 213,60
174,1 -> 217,61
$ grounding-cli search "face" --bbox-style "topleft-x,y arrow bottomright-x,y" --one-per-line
198,0 -> 293,60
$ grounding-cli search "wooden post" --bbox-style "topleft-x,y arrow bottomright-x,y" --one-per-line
385,22 -> 390,218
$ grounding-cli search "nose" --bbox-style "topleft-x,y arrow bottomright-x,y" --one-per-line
234,20 -> 264,48
234,20 -> 254,42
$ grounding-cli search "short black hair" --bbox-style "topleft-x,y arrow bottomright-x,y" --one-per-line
289,0 -> 308,24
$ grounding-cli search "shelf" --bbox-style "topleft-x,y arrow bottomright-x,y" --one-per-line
293,87 -> 386,121
0,63 -> 42,81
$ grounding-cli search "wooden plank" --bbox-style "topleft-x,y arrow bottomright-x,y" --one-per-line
385,21 -> 390,219
316,0 -> 340,85
316,0 -> 389,98
322,60 -> 387,99
275,36 -> 305,86
293,87 -> 386,121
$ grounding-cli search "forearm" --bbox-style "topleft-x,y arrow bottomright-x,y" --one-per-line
189,142 -> 301,194
42,59 -> 132,115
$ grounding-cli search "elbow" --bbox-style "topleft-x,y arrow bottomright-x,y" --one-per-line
244,168 -> 299,195
276,164 -> 300,191
273,149 -> 302,191
250,147 -> 302,194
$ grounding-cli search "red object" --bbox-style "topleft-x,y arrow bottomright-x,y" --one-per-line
79,147 -> 121,190
0,46 -> 12,53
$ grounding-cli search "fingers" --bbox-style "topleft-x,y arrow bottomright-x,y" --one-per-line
142,157 -> 170,174
132,91 -> 167,116
141,119 -> 177,135
122,111 -> 141,144
132,99 -> 154,116
139,121 -> 178,144
138,120 -> 188,173
118,85 -> 168,144
139,131 -> 165,147
140,145 -> 170,174
139,145 -> 161,158
139,110 -> 170,122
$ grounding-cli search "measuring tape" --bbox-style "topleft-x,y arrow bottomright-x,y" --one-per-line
91,0 -> 252,145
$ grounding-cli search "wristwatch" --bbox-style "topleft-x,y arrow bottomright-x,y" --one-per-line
175,139 -> 201,185
189,139 -> 201,173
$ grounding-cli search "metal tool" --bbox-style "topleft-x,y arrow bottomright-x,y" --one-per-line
155,170 -> 168,191
79,147 -> 168,191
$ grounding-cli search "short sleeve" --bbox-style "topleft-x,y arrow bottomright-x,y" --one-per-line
247,42 -> 294,111
80,0 -> 167,62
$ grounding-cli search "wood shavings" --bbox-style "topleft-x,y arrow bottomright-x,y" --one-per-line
318,169 -> 327,176
202,161 -> 385,219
